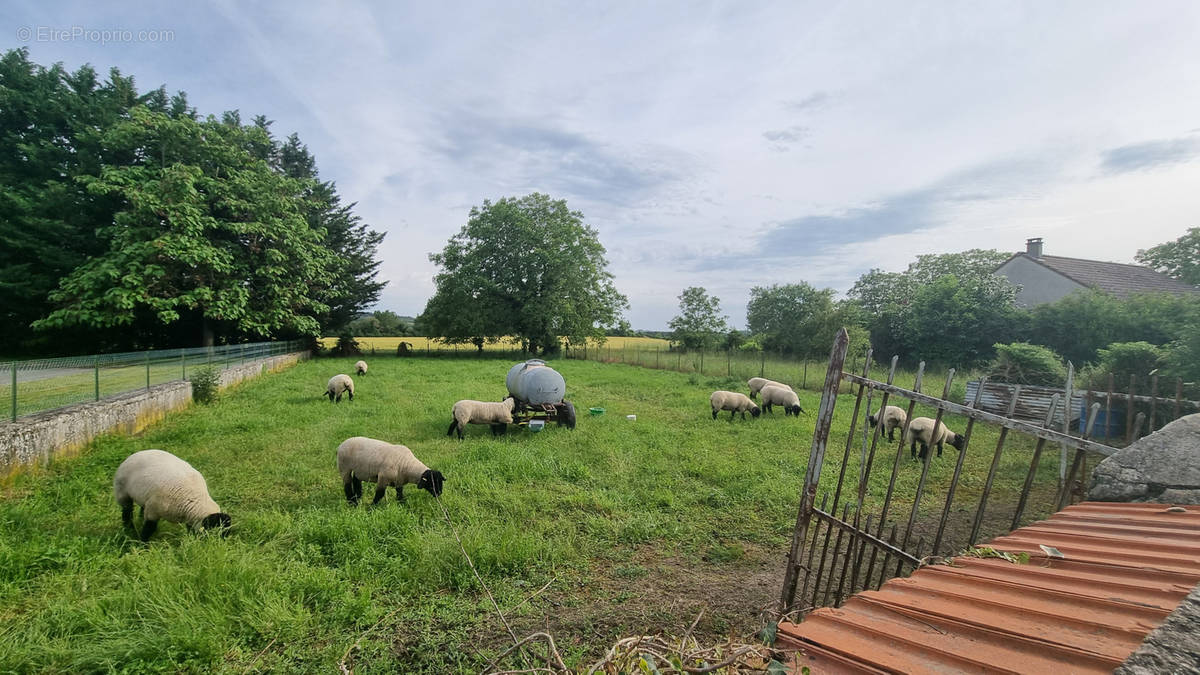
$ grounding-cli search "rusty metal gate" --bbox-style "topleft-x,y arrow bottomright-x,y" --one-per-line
778,329 -> 1121,616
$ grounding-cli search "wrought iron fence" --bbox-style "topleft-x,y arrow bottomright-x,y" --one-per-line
778,329 -> 1121,617
1,340 -> 305,422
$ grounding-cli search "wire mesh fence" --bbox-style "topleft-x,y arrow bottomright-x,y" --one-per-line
1,340 -> 305,422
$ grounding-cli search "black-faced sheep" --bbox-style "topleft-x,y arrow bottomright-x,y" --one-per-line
336,437 -> 444,506
868,405 -> 908,441
905,416 -> 966,460
355,360 -> 368,375
447,397 -> 516,439
747,377 -> 792,400
325,374 -> 354,403
760,384 -> 805,416
710,390 -> 760,420
112,449 -> 231,541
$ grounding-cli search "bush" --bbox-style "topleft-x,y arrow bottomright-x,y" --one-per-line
331,329 -> 362,357
988,342 -> 1067,386
190,366 -> 221,404
1096,341 -> 1164,378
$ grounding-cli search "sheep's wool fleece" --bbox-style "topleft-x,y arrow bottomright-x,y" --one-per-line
905,417 -> 953,444
355,360 -> 367,373
112,449 -> 221,526
337,437 -> 430,487
453,399 -> 515,425
875,405 -> 907,426
328,374 -> 354,393
760,385 -> 801,407
711,390 -> 755,411
748,378 -> 791,395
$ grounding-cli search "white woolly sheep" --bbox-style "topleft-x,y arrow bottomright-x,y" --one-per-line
868,405 -> 908,442
710,390 -> 761,420
336,436 -> 445,506
747,377 -> 792,400
355,360 -> 368,375
760,385 -> 805,416
447,397 -> 516,439
904,416 -> 966,460
325,374 -> 355,403
112,449 -> 231,541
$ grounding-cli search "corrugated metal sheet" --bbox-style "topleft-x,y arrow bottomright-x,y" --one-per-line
778,502 -> 1200,674
964,380 -> 1083,425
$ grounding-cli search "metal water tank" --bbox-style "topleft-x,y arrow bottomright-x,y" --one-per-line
506,359 -> 566,405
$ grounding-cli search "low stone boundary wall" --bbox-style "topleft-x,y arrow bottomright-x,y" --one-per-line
0,350 -> 309,480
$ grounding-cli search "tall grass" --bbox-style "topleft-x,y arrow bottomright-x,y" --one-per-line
0,356 -> 1065,672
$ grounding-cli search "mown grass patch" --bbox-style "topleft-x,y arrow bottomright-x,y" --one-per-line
0,356 -> 1071,672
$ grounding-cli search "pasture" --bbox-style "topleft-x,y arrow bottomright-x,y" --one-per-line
0,357 -> 1069,673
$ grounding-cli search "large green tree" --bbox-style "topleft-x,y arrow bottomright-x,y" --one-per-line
33,108 -> 337,345
668,286 -> 728,350
746,282 -> 847,357
1135,227 -> 1200,287
419,193 -> 628,354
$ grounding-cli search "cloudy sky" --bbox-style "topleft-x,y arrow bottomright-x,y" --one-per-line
6,1 -> 1200,329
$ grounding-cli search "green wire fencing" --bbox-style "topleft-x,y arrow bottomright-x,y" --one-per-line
2,340 -> 305,422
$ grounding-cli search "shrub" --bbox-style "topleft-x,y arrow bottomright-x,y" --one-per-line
331,329 -> 362,357
190,366 -> 221,404
988,342 -> 1067,386
1096,341 -> 1164,378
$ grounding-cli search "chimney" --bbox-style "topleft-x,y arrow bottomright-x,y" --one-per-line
1026,237 -> 1043,258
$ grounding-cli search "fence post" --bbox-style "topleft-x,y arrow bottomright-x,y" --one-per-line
656,347 -> 660,369
10,362 -> 16,422
803,361 -> 808,389
1148,373 -> 1159,433
727,349 -> 731,376
94,356 -> 100,401
1060,362 -> 1074,485
780,328 -> 849,614
1125,375 -> 1136,443
699,350 -> 704,375
181,349 -> 186,380
759,350 -> 765,378
146,351 -> 151,390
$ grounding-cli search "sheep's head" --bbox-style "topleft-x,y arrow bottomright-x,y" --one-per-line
201,512 -> 232,537
788,404 -> 804,416
867,413 -> 878,427
948,433 -> 966,452
419,469 -> 445,497
750,405 -> 761,418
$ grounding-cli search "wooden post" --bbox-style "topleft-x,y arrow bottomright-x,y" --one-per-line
1105,373 -> 1114,439
760,350 -> 765,378
94,356 -> 100,401
146,351 -> 151,390
10,362 -> 16,422
1126,375 -> 1136,443
1060,362 -> 1074,485
1174,378 -> 1183,423
1148,374 -> 1159,433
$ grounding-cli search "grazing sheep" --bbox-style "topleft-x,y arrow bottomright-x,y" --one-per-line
868,405 -> 908,442
747,377 -> 792,400
760,385 -> 805,416
112,449 -> 231,541
710,390 -> 761,420
355,360 -> 368,375
904,417 -> 966,460
447,397 -> 516,439
336,437 -> 445,506
325,374 -> 354,403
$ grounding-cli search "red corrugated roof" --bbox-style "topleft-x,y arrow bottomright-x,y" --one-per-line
778,502 -> 1200,674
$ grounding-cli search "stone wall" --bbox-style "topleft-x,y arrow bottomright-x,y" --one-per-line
0,350 -> 308,480
1090,413 -> 1200,504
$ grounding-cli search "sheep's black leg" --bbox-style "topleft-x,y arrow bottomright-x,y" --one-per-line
120,501 -> 134,529
372,483 -> 387,505
910,441 -> 918,459
711,410 -> 718,420
395,485 -> 404,502
347,391 -> 353,401
888,429 -> 896,442
936,440 -> 944,457
140,519 -> 158,541
446,419 -> 457,437
352,476 -> 363,501
344,480 -> 358,506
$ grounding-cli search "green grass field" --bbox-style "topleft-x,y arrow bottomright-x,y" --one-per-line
0,357 -> 1073,673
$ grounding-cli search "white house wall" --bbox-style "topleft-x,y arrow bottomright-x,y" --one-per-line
994,256 -> 1085,307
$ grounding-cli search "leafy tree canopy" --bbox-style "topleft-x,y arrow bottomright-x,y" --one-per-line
419,193 -> 628,354
746,282 -> 849,357
1135,227 -> 1200,287
668,287 -> 728,350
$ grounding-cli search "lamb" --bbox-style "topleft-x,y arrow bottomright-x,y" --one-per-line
112,449 -> 231,541
336,436 -> 445,506
447,397 -> 517,439
325,374 -> 354,403
710,390 -> 761,420
747,377 -> 792,400
355,360 -> 368,375
904,417 -> 966,460
868,405 -> 908,441
759,384 -> 805,416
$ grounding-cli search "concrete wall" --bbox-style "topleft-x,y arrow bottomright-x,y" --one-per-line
0,350 -> 309,480
994,255 -> 1085,307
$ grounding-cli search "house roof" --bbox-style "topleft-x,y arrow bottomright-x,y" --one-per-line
1000,253 -> 1199,298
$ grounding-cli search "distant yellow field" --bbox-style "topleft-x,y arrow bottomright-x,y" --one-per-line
319,335 -> 671,352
